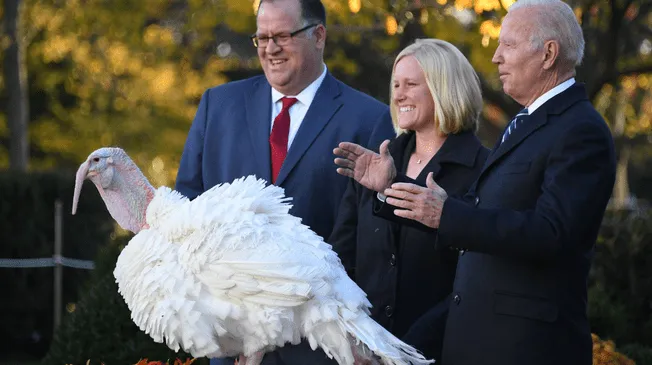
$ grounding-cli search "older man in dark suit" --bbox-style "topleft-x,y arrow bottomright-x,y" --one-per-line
334,0 -> 617,364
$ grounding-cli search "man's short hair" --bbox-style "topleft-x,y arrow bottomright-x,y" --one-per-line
259,0 -> 326,25
299,0 -> 326,25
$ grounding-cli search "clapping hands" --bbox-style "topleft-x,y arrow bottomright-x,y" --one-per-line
333,140 -> 397,193
383,172 -> 448,229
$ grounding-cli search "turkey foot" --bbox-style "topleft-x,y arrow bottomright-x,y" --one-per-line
352,343 -> 381,365
235,351 -> 264,365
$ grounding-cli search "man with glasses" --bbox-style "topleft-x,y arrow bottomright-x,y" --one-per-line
175,0 -> 392,364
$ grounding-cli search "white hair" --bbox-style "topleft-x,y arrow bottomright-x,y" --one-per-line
508,0 -> 585,68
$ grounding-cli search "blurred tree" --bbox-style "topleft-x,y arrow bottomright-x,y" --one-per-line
0,0 -> 649,188
20,0 -> 239,187
342,0 -> 651,139
0,0 -> 649,361
217,0 -> 652,159
0,0 -> 260,186
322,0 -> 652,202
2,0 -> 30,171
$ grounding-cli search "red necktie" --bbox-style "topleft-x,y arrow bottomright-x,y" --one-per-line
269,97 -> 297,183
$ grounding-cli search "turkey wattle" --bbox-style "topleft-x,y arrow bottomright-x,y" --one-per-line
71,147 -> 434,365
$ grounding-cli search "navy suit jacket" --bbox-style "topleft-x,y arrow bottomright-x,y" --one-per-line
175,72 -> 390,240
175,72 -> 391,364
435,83 -> 617,365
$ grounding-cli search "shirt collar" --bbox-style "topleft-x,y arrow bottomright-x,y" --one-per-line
527,77 -> 576,114
271,64 -> 328,106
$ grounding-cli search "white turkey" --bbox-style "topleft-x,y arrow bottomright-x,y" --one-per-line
71,147 -> 434,365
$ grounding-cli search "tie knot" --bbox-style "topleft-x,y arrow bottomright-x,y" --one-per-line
501,108 -> 529,144
281,97 -> 298,110
516,108 -> 529,119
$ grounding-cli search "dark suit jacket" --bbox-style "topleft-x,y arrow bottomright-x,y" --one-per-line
175,72 -> 390,240
175,72 -> 391,365
435,83 -> 616,365
329,127 -> 489,363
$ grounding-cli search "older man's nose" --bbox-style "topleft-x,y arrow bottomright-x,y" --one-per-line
492,47 -> 503,64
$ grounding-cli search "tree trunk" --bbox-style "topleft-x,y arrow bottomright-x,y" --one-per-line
611,85 -> 631,210
614,145 -> 631,209
2,0 -> 30,171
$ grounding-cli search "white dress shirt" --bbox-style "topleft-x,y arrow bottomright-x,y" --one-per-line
527,77 -> 576,114
270,64 -> 328,149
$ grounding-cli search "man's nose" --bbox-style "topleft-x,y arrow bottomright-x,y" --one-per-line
492,47 -> 502,64
265,38 -> 282,53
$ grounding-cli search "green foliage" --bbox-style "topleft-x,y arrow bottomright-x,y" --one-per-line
589,207 -> 652,358
41,240 -> 195,365
0,0 -> 650,361
13,0 -> 235,186
1,0 -> 648,183
621,343 -> 652,365
0,170 -> 114,358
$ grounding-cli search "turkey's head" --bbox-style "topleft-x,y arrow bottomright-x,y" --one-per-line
72,147 -> 155,234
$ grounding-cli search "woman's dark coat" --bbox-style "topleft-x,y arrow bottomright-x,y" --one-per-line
329,128 -> 489,362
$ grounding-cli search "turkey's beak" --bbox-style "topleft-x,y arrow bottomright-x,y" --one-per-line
72,160 -> 90,215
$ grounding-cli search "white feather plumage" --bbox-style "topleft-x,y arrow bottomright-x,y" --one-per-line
113,175 -> 434,365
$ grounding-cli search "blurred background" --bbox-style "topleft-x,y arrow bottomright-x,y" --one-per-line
0,0 -> 650,364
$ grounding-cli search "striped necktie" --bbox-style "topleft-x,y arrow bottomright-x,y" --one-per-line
501,108 -> 529,144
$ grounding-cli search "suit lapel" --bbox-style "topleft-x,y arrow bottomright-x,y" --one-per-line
275,74 -> 343,185
478,83 -> 590,182
481,111 -> 547,174
244,78 -> 273,183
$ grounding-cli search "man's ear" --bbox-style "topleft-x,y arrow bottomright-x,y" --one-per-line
314,24 -> 327,49
542,40 -> 560,70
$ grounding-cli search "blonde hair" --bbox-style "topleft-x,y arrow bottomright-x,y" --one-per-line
389,38 -> 483,136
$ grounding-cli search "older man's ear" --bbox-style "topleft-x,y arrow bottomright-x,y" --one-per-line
542,40 -> 561,70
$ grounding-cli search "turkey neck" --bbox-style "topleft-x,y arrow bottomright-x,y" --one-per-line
103,165 -> 155,234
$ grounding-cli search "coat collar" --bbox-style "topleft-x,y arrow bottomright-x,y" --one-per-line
480,82 -> 589,176
390,130 -> 481,167
244,72 -> 343,185
389,129 -> 483,182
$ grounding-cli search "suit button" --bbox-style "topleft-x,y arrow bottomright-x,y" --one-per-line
453,294 -> 461,305
474,197 -> 480,206
385,305 -> 394,317
389,253 -> 396,266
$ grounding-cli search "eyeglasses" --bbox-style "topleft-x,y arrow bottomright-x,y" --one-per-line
251,24 -> 318,48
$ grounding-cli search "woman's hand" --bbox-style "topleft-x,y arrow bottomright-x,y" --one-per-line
334,140 -> 397,192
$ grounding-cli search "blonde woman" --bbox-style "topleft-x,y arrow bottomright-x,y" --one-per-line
329,38 -> 488,363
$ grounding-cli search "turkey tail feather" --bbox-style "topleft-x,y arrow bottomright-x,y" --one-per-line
344,316 -> 435,365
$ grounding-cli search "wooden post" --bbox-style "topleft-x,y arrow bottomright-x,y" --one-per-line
53,199 -> 63,330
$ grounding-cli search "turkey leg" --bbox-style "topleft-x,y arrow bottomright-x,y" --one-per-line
235,351 -> 264,365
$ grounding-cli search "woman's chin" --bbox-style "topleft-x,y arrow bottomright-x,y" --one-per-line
397,121 -> 415,130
